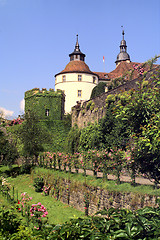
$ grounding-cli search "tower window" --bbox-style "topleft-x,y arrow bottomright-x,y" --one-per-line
93,76 -> 96,83
78,90 -> 82,97
80,56 -> 84,61
45,109 -> 49,116
78,75 -> 82,81
62,75 -> 66,82
70,56 -> 74,61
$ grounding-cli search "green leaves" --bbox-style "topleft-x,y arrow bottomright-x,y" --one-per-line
49,205 -> 160,239
18,111 -> 51,162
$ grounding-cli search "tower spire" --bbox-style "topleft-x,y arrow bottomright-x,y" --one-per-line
69,34 -> 86,61
76,34 -> 79,47
115,29 -> 131,65
122,30 -> 125,40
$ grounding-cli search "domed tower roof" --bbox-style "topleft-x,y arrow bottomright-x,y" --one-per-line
115,30 -> 131,65
57,60 -> 94,75
55,35 -> 98,77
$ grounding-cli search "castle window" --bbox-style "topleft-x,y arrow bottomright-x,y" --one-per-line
62,75 -> 66,82
78,75 -> 82,81
70,55 -> 74,61
45,109 -> 49,116
80,56 -> 84,61
93,76 -> 96,83
78,90 -> 82,97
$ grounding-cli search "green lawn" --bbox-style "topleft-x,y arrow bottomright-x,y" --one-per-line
1,173 -> 85,225
1,165 -> 160,226
35,167 -> 160,196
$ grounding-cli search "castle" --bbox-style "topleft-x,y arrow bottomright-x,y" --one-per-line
25,31 -> 157,122
55,31 -> 133,113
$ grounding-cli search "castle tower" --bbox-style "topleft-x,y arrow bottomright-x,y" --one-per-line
55,35 -> 98,113
25,88 -> 65,121
115,30 -> 131,66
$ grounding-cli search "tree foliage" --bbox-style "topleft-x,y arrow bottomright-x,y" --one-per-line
0,128 -> 18,166
18,111 -> 51,163
90,82 -> 106,98
65,124 -> 81,154
66,66 -> 160,183
79,122 -> 102,151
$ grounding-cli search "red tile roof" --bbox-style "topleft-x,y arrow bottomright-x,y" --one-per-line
55,60 -> 98,76
94,61 -> 159,81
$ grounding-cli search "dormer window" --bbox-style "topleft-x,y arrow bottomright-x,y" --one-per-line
62,75 -> 66,82
93,76 -> 96,83
78,75 -> 82,81
45,109 -> 49,116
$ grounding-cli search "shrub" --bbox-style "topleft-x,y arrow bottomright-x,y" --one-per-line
20,164 -> 33,174
33,177 -> 44,192
0,207 -> 21,237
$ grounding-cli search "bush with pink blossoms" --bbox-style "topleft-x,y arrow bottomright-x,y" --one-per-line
18,192 -> 32,213
17,192 -> 32,225
42,184 -> 51,196
7,117 -> 24,127
30,202 -> 48,230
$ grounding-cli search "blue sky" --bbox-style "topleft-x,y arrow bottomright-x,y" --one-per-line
0,0 -> 160,119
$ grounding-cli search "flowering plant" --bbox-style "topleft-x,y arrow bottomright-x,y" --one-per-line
1,177 -> 11,194
17,192 -> 32,225
30,202 -> 48,230
42,184 -> 51,196
7,117 -> 24,126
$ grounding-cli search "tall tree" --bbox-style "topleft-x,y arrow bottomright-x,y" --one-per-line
0,128 -> 18,166
18,111 -> 51,164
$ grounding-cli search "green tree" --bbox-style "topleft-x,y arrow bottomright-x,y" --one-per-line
18,111 -> 51,163
90,82 -> 106,99
0,128 -> 18,166
65,124 -> 81,154
79,122 -> 102,151
134,112 -> 160,187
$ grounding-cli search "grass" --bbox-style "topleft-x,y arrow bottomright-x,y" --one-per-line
0,164 -> 18,173
1,165 -> 160,226
1,173 -> 85,225
35,167 -> 160,196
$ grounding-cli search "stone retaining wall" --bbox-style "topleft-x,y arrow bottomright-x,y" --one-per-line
52,178 -> 158,215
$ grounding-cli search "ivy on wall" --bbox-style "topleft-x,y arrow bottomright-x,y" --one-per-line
25,88 -> 65,121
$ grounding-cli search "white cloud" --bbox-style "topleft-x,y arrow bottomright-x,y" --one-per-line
20,99 -> 25,112
0,107 -> 14,118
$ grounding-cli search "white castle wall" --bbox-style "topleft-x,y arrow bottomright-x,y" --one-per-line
55,72 -> 98,113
